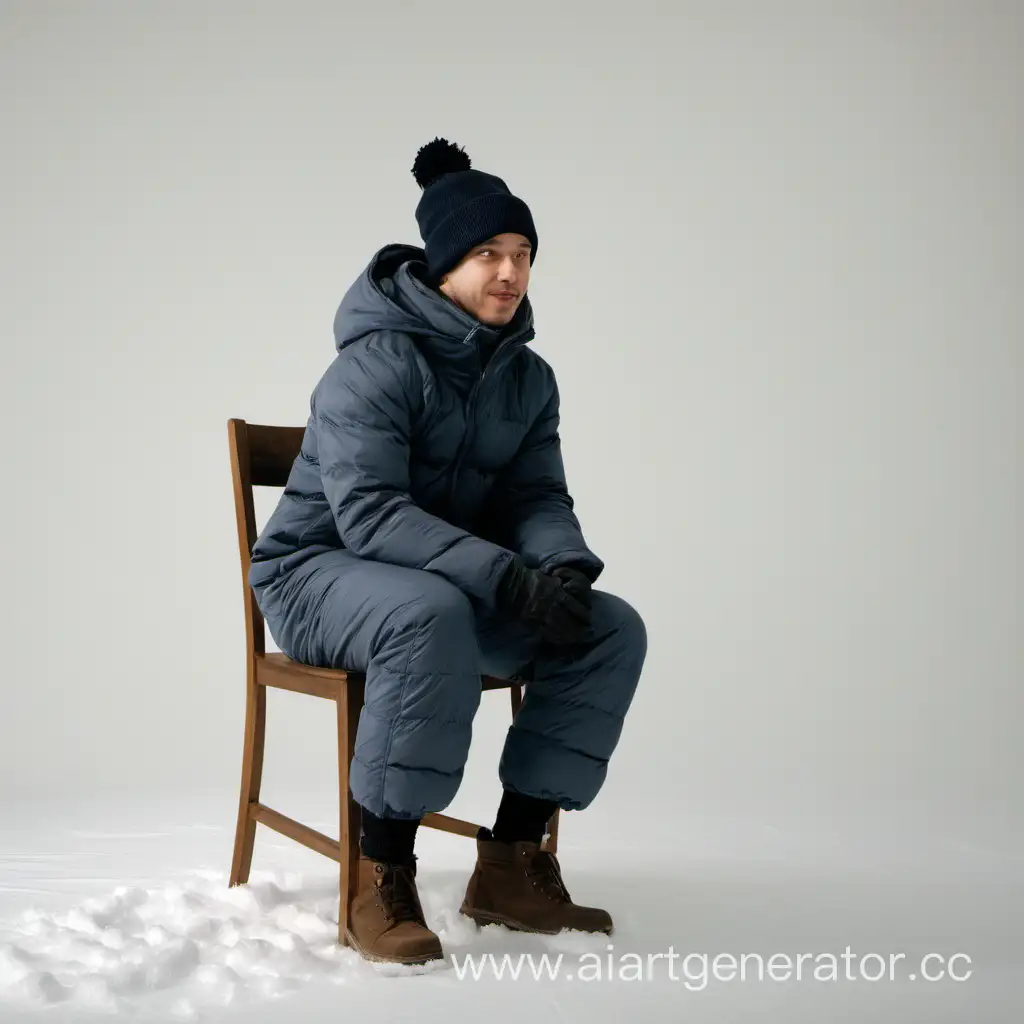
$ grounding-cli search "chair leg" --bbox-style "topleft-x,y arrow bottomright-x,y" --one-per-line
337,676 -> 364,946
230,676 -> 267,886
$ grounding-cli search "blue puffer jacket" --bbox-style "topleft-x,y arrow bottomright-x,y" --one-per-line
248,243 -> 603,605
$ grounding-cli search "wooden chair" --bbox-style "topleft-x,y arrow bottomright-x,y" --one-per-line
226,417 -> 559,945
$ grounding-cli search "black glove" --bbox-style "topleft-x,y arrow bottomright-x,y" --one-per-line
550,566 -> 593,609
498,559 -> 591,645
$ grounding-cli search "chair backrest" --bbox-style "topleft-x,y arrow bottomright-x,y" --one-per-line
227,418 -> 305,657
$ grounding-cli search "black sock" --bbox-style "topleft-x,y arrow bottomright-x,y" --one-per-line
359,807 -> 420,866
491,789 -> 558,845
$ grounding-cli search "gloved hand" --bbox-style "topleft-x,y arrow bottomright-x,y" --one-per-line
550,566 -> 593,610
498,558 -> 591,645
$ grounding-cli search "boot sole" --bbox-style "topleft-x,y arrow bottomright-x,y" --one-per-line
344,928 -> 444,966
459,904 -> 612,936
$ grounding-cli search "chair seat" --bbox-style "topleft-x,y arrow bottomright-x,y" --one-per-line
255,651 -> 518,701
255,652 -> 351,700
261,651 -> 352,681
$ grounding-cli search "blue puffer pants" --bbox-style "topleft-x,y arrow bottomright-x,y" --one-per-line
253,549 -> 647,820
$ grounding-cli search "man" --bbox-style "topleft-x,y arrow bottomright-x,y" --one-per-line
248,138 -> 647,965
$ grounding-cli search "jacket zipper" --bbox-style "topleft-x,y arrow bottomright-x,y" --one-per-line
447,328 -> 517,508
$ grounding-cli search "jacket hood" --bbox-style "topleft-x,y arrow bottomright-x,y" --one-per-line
332,243 -> 535,359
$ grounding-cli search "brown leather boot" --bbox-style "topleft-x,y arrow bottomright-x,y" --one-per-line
345,855 -> 443,964
459,831 -> 613,935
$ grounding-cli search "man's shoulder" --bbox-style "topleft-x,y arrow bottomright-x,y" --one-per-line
332,329 -> 428,376
315,330 -> 428,403
338,327 -> 423,365
513,346 -> 559,408
515,345 -> 557,385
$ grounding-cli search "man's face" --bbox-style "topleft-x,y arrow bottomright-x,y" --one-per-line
438,232 -> 532,327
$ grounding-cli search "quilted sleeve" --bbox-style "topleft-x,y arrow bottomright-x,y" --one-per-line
486,375 -> 604,583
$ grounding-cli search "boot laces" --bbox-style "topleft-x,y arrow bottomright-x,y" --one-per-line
525,850 -> 572,902
378,863 -> 424,925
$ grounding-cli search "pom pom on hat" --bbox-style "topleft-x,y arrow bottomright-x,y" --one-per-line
411,137 -> 472,190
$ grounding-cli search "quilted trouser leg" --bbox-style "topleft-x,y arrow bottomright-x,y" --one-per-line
253,550 -> 485,820
477,590 -> 647,812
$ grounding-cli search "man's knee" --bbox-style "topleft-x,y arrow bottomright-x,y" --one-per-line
380,572 -> 478,651
592,591 -> 648,663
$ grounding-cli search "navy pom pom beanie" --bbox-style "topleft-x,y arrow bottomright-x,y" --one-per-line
411,137 -> 538,284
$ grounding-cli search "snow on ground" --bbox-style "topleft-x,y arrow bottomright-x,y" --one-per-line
0,791 -> 1021,1023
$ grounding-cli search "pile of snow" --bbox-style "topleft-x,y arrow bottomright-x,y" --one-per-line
0,868 -> 488,1018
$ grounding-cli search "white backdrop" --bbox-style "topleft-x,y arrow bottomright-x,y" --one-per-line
2,1 -> 1020,860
